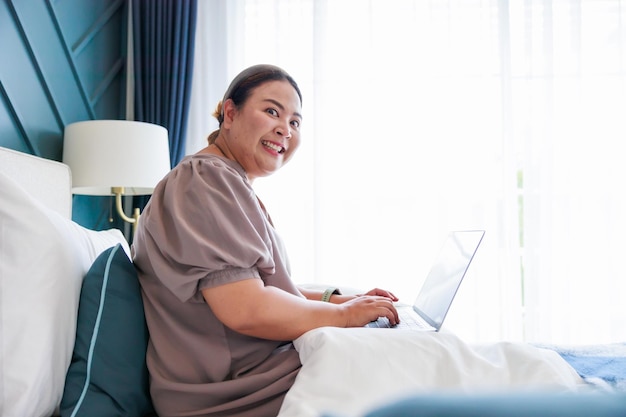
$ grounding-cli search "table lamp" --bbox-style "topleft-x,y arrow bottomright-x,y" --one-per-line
63,120 -> 171,236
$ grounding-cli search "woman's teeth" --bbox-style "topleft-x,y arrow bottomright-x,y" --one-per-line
262,140 -> 285,154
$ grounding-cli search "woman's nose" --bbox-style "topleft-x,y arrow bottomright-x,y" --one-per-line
276,122 -> 292,139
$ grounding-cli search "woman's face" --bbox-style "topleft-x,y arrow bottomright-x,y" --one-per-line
222,79 -> 302,181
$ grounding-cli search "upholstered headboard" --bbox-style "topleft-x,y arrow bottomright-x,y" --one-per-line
0,146 -> 72,219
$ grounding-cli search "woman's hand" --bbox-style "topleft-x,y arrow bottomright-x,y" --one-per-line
339,295 -> 400,327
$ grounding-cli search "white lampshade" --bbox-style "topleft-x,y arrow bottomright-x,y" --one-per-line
63,120 -> 171,195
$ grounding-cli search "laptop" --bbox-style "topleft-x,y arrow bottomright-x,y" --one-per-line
366,230 -> 485,331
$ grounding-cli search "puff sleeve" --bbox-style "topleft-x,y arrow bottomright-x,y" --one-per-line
133,155 -> 276,303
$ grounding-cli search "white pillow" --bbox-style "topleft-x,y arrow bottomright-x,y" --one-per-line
0,171 -> 130,417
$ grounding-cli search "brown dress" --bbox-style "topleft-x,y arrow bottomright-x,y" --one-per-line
132,154 -> 302,417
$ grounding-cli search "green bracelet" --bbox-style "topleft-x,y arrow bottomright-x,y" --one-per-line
321,287 -> 341,302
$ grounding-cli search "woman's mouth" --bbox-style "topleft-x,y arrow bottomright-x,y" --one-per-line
261,140 -> 285,154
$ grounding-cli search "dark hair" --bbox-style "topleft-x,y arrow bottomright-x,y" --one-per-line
207,64 -> 302,144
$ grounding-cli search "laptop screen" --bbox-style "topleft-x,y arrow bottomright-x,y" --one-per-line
413,230 -> 485,330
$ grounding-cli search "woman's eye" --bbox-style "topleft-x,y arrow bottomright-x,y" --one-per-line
290,120 -> 300,128
267,108 -> 279,116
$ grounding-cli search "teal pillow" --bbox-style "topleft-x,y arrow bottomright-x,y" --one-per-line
61,244 -> 155,417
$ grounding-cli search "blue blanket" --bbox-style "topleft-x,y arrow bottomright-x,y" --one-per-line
543,343 -> 626,391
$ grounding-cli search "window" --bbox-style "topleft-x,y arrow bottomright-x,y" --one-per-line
189,0 -> 626,344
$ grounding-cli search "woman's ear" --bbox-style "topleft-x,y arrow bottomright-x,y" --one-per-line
221,99 -> 237,128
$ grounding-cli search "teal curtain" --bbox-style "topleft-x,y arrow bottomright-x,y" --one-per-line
130,0 -> 197,242
132,0 -> 197,167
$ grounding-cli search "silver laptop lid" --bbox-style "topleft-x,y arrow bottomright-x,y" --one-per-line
413,230 -> 485,331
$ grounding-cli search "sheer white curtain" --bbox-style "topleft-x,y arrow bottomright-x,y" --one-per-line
188,0 -> 626,345
511,0 -> 626,344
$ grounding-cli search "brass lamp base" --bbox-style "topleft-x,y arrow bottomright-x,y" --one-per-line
111,186 -> 140,236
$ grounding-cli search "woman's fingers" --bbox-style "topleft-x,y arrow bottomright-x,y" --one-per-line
343,296 -> 399,327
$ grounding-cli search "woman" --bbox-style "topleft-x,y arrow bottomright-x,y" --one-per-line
132,64 -> 399,417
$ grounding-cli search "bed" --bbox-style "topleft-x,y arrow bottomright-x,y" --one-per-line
1,145 -> 625,417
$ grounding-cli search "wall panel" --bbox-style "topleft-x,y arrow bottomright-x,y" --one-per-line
0,0 -> 125,161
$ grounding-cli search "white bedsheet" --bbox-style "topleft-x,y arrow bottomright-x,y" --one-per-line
278,327 -> 585,417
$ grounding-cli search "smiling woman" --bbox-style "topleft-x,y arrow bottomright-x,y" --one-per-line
131,64 -> 399,417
